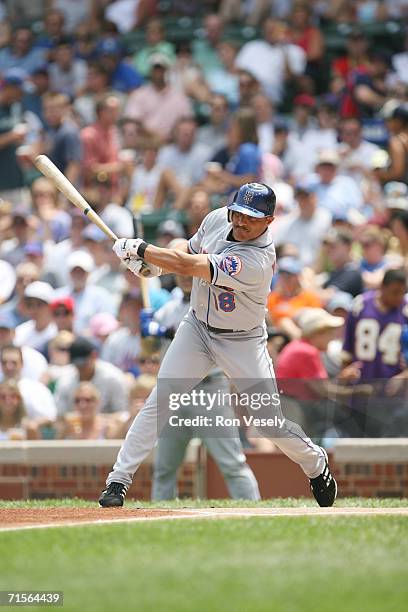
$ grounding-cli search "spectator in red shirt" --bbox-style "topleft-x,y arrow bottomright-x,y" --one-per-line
331,28 -> 369,85
276,307 -> 370,439
81,94 -> 122,200
288,1 -> 325,85
277,308 -> 341,396
330,28 -> 369,118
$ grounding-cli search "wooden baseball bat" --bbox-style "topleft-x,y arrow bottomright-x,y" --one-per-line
34,154 -> 151,309
34,155 -> 118,241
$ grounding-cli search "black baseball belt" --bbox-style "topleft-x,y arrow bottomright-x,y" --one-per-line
193,311 -> 244,334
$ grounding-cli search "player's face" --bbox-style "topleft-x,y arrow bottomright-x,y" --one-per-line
380,281 -> 407,310
231,211 -> 273,241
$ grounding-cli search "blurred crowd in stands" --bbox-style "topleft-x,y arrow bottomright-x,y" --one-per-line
1,0 -> 408,443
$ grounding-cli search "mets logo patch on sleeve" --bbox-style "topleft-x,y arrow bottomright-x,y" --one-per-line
221,254 -> 242,276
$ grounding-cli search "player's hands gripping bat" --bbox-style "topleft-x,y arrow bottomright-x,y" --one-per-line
112,238 -> 162,278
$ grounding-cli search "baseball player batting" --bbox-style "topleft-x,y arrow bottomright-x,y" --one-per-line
99,182 -> 337,507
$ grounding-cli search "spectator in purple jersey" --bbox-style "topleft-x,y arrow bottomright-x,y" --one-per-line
339,269 -> 408,437
342,269 -> 408,381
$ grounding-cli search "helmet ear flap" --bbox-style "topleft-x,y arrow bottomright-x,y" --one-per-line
228,209 -> 232,222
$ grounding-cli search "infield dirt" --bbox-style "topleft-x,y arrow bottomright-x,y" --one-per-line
1,506 -> 407,531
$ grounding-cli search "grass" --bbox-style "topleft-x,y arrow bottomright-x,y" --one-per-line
0,498 -> 407,611
0,496 -> 407,508
0,514 -> 407,612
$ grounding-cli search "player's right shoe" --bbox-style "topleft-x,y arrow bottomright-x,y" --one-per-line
99,482 -> 128,507
309,448 -> 337,507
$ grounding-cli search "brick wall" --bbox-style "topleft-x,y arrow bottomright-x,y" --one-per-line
0,440 -> 203,501
206,439 -> 408,499
0,439 -> 407,501
332,439 -> 408,498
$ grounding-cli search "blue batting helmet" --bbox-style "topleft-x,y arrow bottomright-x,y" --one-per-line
227,183 -> 276,220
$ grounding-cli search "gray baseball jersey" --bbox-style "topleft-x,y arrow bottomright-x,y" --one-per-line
188,207 -> 275,330
106,207 -> 326,491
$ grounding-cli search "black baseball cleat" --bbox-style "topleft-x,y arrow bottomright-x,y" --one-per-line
309,448 -> 337,507
99,482 -> 128,507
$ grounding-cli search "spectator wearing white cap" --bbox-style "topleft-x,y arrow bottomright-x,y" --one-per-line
312,149 -> 364,218
14,281 -> 57,354
54,251 -> 116,335
273,178 -> 332,267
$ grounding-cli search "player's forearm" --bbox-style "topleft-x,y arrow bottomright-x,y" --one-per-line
144,244 -> 211,281
154,239 -> 189,272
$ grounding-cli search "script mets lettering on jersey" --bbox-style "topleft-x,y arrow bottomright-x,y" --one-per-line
188,207 -> 276,330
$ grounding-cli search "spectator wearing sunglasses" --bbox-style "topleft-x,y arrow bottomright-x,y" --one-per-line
54,336 -> 129,416
58,382 -> 119,440
49,296 -> 74,333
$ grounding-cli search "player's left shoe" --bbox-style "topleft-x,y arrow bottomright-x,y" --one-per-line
99,482 -> 128,507
309,448 -> 337,507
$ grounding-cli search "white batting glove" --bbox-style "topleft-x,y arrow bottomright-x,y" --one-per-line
127,258 -> 162,278
112,238 -> 144,262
